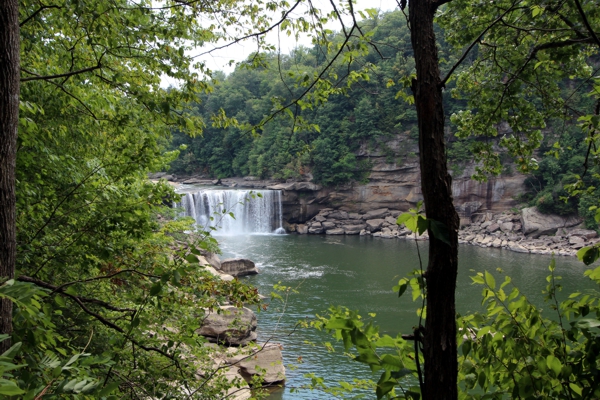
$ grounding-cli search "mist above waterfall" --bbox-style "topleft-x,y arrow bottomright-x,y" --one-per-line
178,188 -> 285,235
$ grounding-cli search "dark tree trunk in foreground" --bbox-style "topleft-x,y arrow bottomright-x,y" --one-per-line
0,0 -> 20,353
409,0 -> 460,398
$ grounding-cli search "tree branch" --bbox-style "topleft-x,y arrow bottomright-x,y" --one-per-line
18,275 -> 136,313
191,0 -> 303,60
440,0 -> 520,88
17,275 -> 175,360
50,269 -> 160,294
571,0 -> 600,48
21,64 -> 102,82
20,4 -> 61,27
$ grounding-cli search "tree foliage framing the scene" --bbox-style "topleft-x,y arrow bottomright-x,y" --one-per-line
2,0 -> 600,398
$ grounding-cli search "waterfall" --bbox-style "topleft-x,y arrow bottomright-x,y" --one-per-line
178,188 -> 285,235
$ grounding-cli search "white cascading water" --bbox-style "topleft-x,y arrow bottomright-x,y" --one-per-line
178,189 -> 286,235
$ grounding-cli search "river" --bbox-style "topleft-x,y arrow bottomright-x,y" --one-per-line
217,233 -> 595,399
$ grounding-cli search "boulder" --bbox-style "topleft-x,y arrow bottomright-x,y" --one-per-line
344,224 -> 365,235
486,224 -> 500,233
569,229 -> 598,240
220,258 -> 258,277
314,215 -> 327,222
204,252 -> 222,270
500,222 -> 514,232
227,343 -> 286,384
348,213 -> 362,220
509,244 -> 529,253
364,208 -> 390,220
366,219 -> 385,232
326,228 -> 345,235
321,221 -> 336,229
385,216 -> 397,225
296,224 -> 308,234
569,236 -> 585,245
202,264 -> 235,282
521,207 -> 581,238
308,222 -> 323,234
198,306 -> 257,346
327,211 -> 349,220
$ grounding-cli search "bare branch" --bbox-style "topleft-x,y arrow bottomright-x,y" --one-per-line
191,0 -> 303,60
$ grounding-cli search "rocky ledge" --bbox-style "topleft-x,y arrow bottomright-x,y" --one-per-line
192,251 -> 284,398
293,206 -> 598,257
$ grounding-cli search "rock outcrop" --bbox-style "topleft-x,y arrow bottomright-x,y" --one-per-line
226,343 -> 286,385
198,306 -> 258,346
220,258 -> 259,277
520,207 -> 582,238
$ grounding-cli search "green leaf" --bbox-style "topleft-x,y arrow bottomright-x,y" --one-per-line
577,246 -> 599,265
393,278 -> 409,298
484,271 -> 496,290
462,340 -> 471,356
571,318 -> 600,329
99,382 -> 121,396
416,215 -> 429,235
570,382 -> 583,395
325,318 -> 354,330
0,342 -> 21,359
429,219 -> 451,245
149,282 -> 162,296
396,213 -> 412,226
0,381 -> 25,395
381,354 -> 404,371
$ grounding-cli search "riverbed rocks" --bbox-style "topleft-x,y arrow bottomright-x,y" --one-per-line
226,343 -> 286,385
520,207 -> 581,238
190,250 -> 285,390
199,306 -> 258,346
298,207 -> 598,257
220,258 -> 259,277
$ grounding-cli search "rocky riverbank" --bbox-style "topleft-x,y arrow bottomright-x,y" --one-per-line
293,206 -> 598,257
193,252 -> 285,399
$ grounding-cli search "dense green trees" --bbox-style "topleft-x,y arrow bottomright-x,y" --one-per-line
0,0 -> 288,397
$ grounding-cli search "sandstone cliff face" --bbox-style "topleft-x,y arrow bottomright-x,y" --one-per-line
276,134 -> 527,223
178,133 -> 528,224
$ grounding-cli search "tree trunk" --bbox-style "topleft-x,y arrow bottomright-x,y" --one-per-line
0,0 -> 20,353
409,0 -> 459,399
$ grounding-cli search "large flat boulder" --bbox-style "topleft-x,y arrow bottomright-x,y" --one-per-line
227,343 -> 286,384
220,258 -> 258,277
198,306 -> 258,346
521,207 -> 581,238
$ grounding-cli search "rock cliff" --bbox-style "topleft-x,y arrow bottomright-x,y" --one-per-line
167,133 -> 528,224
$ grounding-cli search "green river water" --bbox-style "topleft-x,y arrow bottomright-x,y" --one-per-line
217,234 -> 596,399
